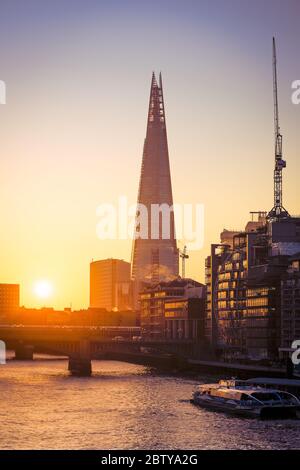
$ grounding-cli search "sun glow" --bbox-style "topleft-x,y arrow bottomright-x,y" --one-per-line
34,280 -> 53,299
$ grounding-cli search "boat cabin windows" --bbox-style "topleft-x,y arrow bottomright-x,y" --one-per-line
199,389 -> 211,395
251,392 -> 280,402
240,393 -> 256,401
276,391 -> 298,404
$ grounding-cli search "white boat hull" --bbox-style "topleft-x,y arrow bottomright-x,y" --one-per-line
192,395 -> 300,419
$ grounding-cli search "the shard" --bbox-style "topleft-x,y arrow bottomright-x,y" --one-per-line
131,73 -> 179,288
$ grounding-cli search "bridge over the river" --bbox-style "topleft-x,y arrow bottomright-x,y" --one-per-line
0,325 -> 203,375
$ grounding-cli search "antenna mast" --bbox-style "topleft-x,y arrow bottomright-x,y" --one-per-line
267,37 -> 289,220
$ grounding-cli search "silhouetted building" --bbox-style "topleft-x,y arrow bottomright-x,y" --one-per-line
280,252 -> 300,358
140,278 -> 205,340
71,308 -> 137,327
15,306 -> 137,327
205,213 -> 300,361
131,73 -> 179,304
90,259 -> 131,311
0,283 -> 19,323
17,307 -> 68,325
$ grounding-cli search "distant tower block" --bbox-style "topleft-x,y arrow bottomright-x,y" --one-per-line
131,73 -> 179,289
90,259 -> 131,311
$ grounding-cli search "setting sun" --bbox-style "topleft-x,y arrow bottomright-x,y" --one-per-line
33,280 -> 53,299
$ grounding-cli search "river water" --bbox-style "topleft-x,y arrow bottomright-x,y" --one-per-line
0,358 -> 300,450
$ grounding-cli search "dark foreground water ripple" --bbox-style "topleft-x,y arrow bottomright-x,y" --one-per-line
1,359 -> 300,449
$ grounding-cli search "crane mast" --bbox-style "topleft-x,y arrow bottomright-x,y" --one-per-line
267,37 -> 289,220
179,245 -> 189,278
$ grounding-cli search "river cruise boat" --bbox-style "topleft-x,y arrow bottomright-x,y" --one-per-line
192,379 -> 300,419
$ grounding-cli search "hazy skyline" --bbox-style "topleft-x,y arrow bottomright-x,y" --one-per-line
0,0 -> 299,309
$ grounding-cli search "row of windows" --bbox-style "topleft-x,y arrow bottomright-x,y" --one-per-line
218,271 -> 246,281
282,279 -> 300,287
165,311 -> 188,318
283,300 -> 300,308
218,307 -> 269,317
218,282 -> 229,290
246,308 -> 270,315
165,301 -> 187,309
217,300 -> 246,309
218,290 -> 246,300
246,298 -> 269,307
282,309 -> 300,317
246,287 -> 269,297
282,320 -> 300,327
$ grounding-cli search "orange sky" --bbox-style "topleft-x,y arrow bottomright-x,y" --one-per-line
0,0 -> 299,309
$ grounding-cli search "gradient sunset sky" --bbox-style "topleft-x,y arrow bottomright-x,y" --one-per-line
0,0 -> 299,309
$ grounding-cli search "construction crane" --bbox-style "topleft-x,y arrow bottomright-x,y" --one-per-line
179,245 -> 189,278
267,37 -> 290,220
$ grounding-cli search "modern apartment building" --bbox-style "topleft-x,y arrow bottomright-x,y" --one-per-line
140,278 -> 206,340
205,213 -> 300,361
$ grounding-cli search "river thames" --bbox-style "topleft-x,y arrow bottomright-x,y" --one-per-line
1,358 -> 300,450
